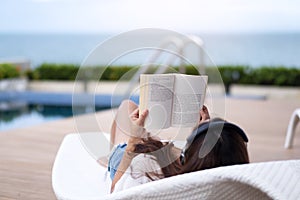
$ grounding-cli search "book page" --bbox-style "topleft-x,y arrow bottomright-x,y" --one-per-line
139,74 -> 175,130
171,74 -> 208,127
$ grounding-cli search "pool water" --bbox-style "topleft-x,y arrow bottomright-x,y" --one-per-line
0,105 -> 106,131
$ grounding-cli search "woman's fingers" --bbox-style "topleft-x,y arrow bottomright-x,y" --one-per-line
130,108 -> 149,126
137,109 -> 148,126
129,108 -> 149,139
130,108 -> 139,119
199,105 -> 210,122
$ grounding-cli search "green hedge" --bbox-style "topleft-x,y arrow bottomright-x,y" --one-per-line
0,63 -> 20,79
34,63 -> 79,80
101,66 -> 138,80
26,63 -> 300,87
216,65 -> 300,87
28,64 -> 140,81
249,67 -> 300,86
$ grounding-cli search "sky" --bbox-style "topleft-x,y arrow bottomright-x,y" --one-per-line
1,0 -> 300,34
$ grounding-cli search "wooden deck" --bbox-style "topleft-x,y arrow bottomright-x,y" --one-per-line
0,98 -> 300,199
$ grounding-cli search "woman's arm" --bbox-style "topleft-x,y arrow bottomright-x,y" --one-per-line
110,150 -> 135,193
110,108 -> 149,193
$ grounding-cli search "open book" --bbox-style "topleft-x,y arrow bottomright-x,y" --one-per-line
139,74 -> 208,130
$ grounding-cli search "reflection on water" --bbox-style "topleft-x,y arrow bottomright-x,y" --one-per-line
0,104 -> 107,131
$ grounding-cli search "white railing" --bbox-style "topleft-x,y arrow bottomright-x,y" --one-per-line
122,35 -> 205,99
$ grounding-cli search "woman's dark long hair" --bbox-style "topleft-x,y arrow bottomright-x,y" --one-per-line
180,123 -> 249,174
132,119 -> 249,179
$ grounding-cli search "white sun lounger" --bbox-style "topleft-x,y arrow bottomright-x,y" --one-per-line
52,133 -> 300,200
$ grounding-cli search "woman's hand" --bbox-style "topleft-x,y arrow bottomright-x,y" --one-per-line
199,105 -> 210,124
126,108 -> 149,152
130,108 -> 148,127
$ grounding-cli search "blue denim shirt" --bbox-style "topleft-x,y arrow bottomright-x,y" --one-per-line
108,143 -> 127,180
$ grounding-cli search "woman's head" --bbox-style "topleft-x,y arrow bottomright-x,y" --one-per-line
181,118 -> 249,173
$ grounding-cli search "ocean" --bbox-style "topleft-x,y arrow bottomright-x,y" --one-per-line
0,33 -> 300,68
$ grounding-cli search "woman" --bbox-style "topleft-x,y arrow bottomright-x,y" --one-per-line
108,100 -> 249,193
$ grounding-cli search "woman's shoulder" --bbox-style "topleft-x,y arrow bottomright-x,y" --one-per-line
113,153 -> 163,192
131,153 -> 160,168
130,153 -> 163,177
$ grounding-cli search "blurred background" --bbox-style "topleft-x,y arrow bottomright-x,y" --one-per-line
1,2 -> 300,199
1,0 -> 300,131
1,0 -> 300,67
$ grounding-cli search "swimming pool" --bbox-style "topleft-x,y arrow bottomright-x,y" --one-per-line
0,104 -> 107,131
0,91 -> 139,131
